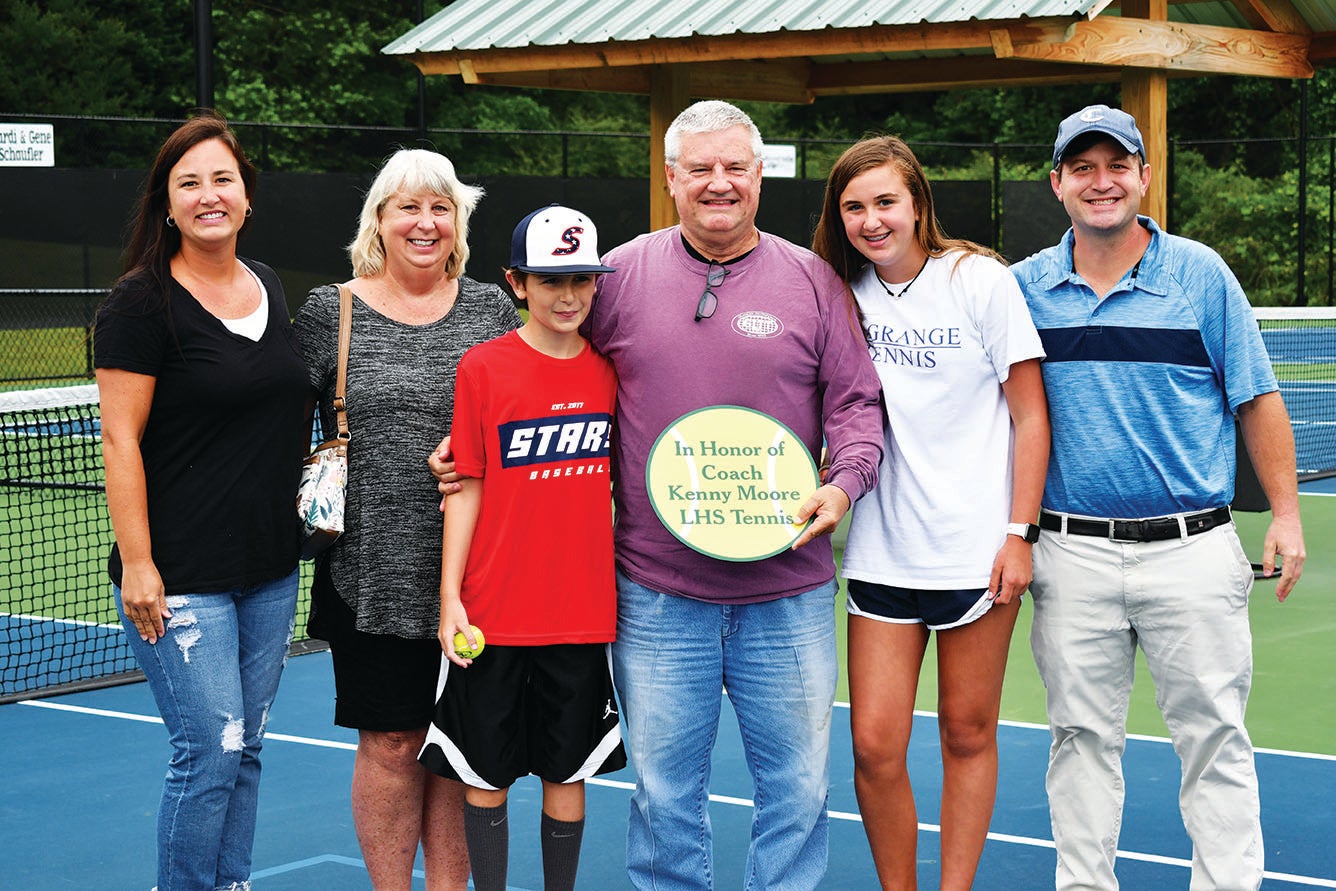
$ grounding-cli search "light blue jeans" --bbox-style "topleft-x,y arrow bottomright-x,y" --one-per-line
116,570 -> 298,891
612,572 -> 838,891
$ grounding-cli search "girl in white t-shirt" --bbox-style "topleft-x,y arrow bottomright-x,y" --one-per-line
812,136 -> 1050,890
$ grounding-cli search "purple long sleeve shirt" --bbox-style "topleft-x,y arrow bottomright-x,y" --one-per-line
589,227 -> 883,604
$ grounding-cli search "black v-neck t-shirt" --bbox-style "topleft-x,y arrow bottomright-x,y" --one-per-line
94,258 -> 308,592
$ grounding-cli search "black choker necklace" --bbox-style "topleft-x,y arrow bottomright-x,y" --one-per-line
875,256 -> 929,300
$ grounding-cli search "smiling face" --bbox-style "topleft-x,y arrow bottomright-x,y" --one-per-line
666,125 -> 762,258
1052,137 -> 1150,238
166,137 -> 250,253
838,162 -> 927,281
377,190 -> 457,275
508,269 -> 597,352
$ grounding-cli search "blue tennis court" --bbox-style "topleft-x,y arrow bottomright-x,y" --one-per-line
3,641 -> 1335,889
4,383 -> 1336,886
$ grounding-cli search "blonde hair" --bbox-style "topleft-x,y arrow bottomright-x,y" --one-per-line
348,149 -> 483,278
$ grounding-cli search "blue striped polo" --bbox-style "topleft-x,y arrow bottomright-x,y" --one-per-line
1011,216 -> 1277,518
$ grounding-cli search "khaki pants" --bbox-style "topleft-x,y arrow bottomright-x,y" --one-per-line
1030,521 -> 1261,891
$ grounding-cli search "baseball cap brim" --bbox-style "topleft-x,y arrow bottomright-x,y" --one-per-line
512,262 -> 616,274
1053,129 -> 1143,168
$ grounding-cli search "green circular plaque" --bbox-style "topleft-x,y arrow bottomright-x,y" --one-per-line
646,405 -> 820,562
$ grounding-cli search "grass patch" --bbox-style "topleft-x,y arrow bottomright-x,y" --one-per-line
0,326 -> 93,385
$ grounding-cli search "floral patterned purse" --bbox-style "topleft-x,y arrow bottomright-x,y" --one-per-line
297,284 -> 351,559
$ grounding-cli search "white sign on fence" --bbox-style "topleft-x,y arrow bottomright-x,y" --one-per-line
761,144 -> 797,178
0,124 -> 55,167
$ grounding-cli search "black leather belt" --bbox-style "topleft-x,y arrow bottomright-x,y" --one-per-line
1039,506 -> 1232,543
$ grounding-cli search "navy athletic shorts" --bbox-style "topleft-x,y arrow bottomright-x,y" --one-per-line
846,578 -> 995,631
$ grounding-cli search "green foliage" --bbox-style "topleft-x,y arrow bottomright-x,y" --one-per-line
215,2 -> 419,128
1172,148 -> 1332,307
0,0 -> 192,117
5,1 -> 1336,303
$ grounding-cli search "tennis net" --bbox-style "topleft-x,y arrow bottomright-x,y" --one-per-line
0,384 -> 316,702
1254,306 -> 1336,480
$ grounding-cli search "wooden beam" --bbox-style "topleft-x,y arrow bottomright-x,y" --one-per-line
470,60 -> 812,103
693,60 -> 814,104
1229,0 -> 1311,35
1123,0 -> 1167,24
470,68 -> 650,95
1312,33 -> 1336,64
995,17 -> 1313,78
406,18 -> 1078,77
649,65 -> 689,232
809,55 -> 1120,95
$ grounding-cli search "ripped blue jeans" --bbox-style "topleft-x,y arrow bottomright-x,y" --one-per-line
115,570 -> 298,891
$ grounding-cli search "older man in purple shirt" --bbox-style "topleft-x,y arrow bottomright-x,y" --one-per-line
587,100 -> 883,891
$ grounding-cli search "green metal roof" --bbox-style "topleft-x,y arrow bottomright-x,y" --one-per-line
385,0 -> 1336,57
384,1 -> 1111,56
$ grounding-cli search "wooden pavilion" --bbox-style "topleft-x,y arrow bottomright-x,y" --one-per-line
385,0 -> 1336,231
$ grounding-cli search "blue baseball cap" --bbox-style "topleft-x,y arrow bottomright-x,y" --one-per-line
509,204 -> 615,275
1052,105 -> 1146,169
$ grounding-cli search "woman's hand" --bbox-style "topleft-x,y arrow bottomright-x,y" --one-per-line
120,558 -> 170,643
987,537 -> 1033,605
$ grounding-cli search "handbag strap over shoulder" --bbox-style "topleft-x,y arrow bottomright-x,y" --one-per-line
333,284 -> 352,441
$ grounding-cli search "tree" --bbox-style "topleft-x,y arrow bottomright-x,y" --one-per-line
0,0 -> 192,117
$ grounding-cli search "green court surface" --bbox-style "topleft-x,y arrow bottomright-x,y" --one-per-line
833,492 -> 1336,757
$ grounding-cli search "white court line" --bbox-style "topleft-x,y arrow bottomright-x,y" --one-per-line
884,705 -> 1336,763
19,698 -> 1336,887
0,612 -> 122,630
22,680 -> 1336,763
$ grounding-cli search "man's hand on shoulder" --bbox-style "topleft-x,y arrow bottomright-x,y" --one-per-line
427,435 -> 463,507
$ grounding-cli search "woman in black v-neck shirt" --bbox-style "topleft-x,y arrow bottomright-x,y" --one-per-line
93,111 -> 307,891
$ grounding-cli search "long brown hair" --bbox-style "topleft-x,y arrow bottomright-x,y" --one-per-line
812,135 -> 1000,284
118,110 -> 257,296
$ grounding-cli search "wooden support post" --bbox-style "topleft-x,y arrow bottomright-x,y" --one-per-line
1122,69 -> 1168,227
649,64 -> 690,232
1122,0 -> 1169,227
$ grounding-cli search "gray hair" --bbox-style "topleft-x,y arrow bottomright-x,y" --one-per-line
664,100 -> 764,168
348,149 -> 483,279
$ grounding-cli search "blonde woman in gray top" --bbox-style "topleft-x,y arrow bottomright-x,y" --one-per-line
294,149 -> 520,891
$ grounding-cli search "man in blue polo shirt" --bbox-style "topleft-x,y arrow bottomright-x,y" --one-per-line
1011,105 -> 1307,891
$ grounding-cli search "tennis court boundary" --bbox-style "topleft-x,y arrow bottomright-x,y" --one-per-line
18,696 -> 1336,888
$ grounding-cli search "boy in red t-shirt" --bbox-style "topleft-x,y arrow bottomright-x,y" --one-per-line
418,205 -> 623,891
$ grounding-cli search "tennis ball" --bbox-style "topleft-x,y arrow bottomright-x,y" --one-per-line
452,625 -> 485,659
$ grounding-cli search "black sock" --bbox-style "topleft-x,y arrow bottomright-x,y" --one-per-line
463,801 -> 509,891
540,811 -> 585,891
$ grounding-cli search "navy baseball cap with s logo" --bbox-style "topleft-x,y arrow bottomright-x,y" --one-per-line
509,204 -> 616,274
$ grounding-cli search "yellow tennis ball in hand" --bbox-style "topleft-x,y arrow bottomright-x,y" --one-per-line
453,625 -> 485,659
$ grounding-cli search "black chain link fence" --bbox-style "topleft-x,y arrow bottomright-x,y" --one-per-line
0,289 -> 103,386
2,113 -> 1334,385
